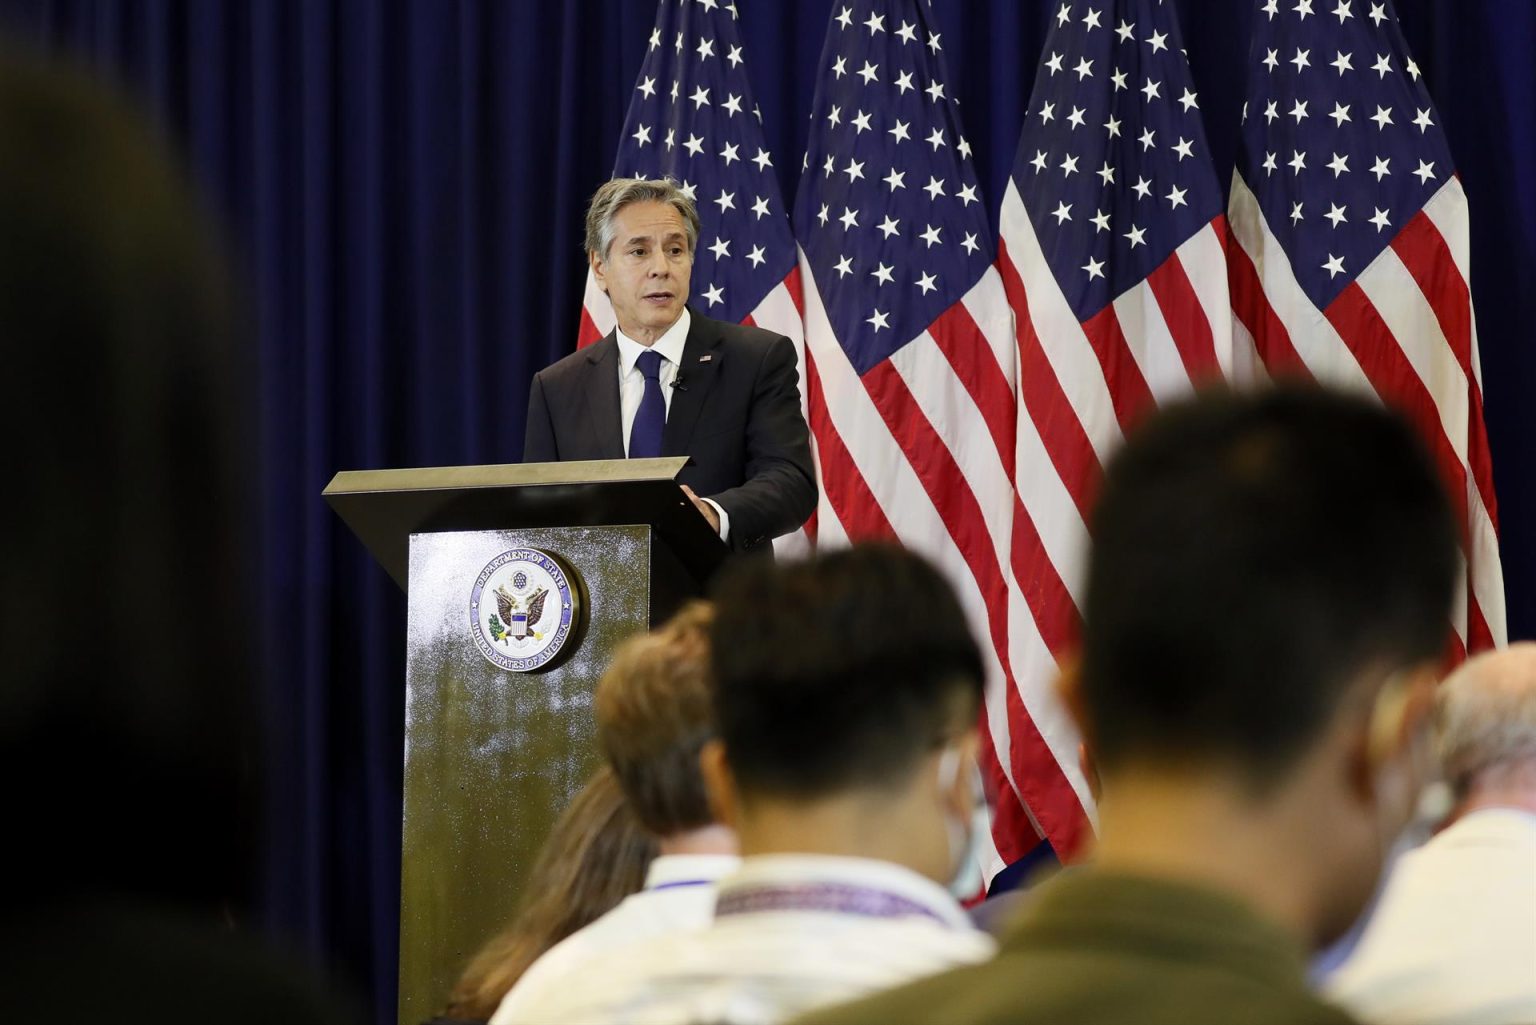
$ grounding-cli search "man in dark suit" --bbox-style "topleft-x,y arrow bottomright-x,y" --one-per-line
524,177 -> 816,554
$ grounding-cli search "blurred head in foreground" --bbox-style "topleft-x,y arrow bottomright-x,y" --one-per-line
1069,385 -> 1456,947
0,47 -> 355,1025
0,49 -> 252,914
704,544 -> 986,886
443,768 -> 656,1021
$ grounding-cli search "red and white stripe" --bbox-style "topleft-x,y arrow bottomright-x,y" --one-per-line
577,268 -> 611,350
981,180 -> 1237,856
801,230 -> 1101,864
1228,174 -> 1506,655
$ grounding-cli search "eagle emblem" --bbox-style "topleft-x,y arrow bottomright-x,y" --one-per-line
492,584 -> 549,643
470,547 -> 582,673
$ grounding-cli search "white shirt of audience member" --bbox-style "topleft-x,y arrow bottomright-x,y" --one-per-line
1326,808 -> 1536,1025
499,852 -> 995,1025
490,853 -> 739,1025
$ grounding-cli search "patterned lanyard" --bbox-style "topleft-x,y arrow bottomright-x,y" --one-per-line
714,881 -> 950,926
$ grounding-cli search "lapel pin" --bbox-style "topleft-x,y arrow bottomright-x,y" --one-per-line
698,354 -> 713,363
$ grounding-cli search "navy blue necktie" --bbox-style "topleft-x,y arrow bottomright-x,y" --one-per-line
628,349 -> 666,458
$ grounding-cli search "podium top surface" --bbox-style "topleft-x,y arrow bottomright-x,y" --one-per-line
327,457 -> 686,494
323,457 -> 728,589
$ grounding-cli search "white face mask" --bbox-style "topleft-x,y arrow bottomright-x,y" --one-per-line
938,746 -> 990,900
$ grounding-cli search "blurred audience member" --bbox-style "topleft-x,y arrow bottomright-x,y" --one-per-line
0,50 -> 351,1021
490,602 -> 735,1023
1327,644 -> 1536,1024
436,767 -> 656,1024
508,546 -> 995,1024
796,387 -> 1457,1025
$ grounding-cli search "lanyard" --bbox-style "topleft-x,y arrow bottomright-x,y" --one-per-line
649,878 -> 714,892
714,882 -> 950,926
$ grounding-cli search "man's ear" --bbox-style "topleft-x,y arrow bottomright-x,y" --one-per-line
937,729 -> 982,818
1054,653 -> 1101,801
589,249 -> 608,293
700,739 -> 739,830
1367,664 -> 1439,768
1055,651 -> 1087,729
1348,662 -> 1440,806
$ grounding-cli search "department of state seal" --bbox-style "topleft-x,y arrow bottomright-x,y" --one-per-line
469,548 -> 581,672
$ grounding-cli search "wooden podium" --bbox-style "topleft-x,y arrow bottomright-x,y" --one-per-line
323,457 -> 728,1025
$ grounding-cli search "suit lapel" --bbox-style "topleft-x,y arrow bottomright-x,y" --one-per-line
580,334 -> 625,459
663,311 -> 724,455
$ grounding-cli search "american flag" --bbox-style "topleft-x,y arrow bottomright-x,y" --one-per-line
792,0 -> 1086,869
1227,0 -> 1506,654
584,0 -> 812,553
990,0 -> 1237,858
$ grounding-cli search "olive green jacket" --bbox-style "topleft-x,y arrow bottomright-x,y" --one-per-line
793,870 -> 1360,1025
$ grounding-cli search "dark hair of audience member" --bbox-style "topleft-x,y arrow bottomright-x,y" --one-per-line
1080,385 -> 1457,792
708,545 -> 985,797
0,49 -> 256,915
440,768 -> 657,1022
595,600 -> 716,835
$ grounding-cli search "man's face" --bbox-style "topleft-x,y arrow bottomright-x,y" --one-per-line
591,199 -> 693,345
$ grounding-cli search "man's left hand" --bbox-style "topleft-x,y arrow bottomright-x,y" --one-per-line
680,484 -> 720,533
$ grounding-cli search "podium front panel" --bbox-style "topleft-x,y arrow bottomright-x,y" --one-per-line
397,524 -> 651,1025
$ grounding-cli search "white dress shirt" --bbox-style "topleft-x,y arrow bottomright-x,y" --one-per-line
1326,808 -> 1536,1025
507,853 -> 996,1025
490,853 -> 739,1025
616,309 -> 730,541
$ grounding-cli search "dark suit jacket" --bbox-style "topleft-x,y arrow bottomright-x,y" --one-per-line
523,311 -> 817,553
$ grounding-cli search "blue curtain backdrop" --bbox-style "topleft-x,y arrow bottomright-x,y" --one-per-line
0,1 -> 1530,1019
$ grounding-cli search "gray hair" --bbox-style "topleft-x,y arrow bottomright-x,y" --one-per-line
1436,642 -> 1536,795
585,177 -> 701,261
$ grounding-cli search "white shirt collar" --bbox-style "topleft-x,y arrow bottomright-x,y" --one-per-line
643,853 -> 741,891
713,853 -> 973,930
1435,806 -> 1536,841
616,308 -> 691,375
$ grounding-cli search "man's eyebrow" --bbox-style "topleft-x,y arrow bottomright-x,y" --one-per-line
623,230 -> 688,246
